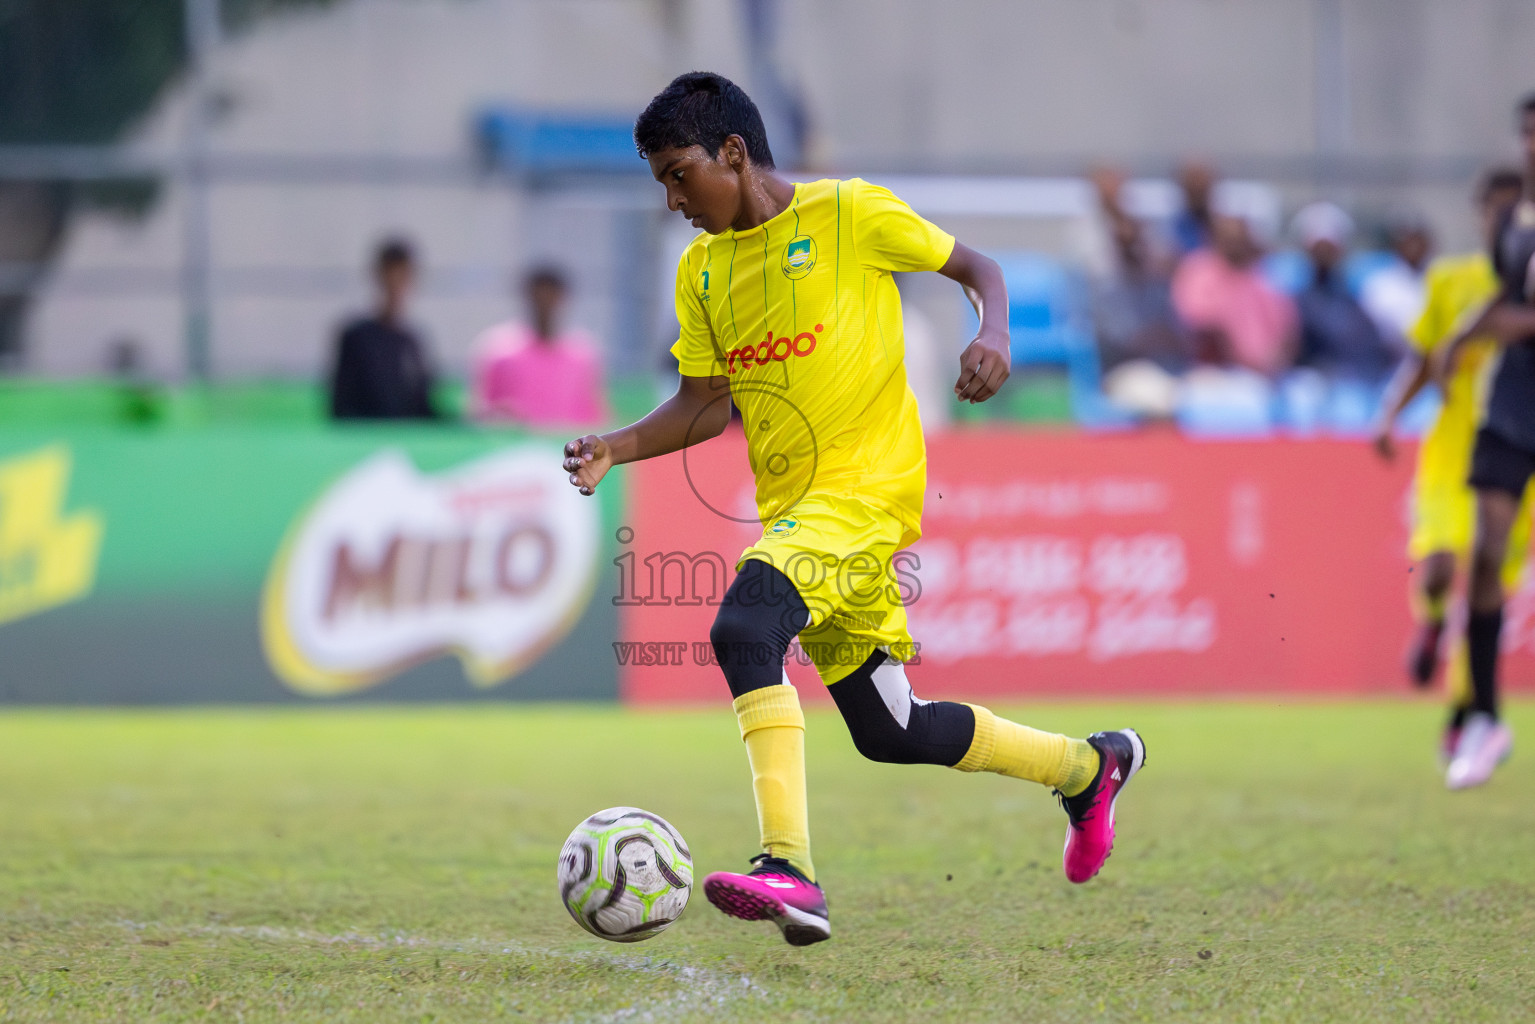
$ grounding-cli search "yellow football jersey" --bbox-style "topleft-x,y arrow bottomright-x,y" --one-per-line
1408,252 -> 1501,488
670,178 -> 956,549
1406,253 -> 1500,560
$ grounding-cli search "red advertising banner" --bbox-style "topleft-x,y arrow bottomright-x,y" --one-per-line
619,429 -> 1535,703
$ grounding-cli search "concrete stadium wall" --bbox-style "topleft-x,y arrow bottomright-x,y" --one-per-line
776,0 -> 1534,172
20,0 -> 1535,380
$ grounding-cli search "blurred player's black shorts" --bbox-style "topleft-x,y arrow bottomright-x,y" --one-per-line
1469,427 -> 1535,499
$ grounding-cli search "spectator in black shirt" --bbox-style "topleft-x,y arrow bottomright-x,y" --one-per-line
329,238 -> 439,420
1290,202 -> 1393,383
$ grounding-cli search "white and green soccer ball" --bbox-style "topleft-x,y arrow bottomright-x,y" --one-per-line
557,807 -> 693,942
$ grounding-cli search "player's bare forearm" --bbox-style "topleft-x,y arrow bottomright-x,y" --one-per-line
612,375 -> 732,463
563,374 -> 730,495
1372,353 -> 1429,460
1382,353 -> 1430,423
1435,300 -> 1535,384
1482,303 -> 1535,345
938,242 -> 1011,402
1454,300 -> 1535,350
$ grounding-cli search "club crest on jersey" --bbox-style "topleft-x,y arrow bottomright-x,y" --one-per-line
782,235 -> 817,280
769,517 -> 800,537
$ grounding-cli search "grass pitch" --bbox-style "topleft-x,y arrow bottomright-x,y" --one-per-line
1,700 -> 1531,1023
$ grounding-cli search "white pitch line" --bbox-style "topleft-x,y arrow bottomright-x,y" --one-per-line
114,920 -> 769,1022
573,963 -> 767,1024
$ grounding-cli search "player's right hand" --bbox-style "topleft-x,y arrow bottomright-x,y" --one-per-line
1370,424 -> 1396,462
954,331 -> 1011,403
563,435 -> 612,496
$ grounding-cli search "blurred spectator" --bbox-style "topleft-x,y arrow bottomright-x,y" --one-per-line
1360,212 -> 1434,356
1290,203 -> 1394,381
1171,161 -> 1218,255
1089,167 -> 1189,373
1170,200 -> 1297,377
329,239 -> 439,420
470,265 -> 608,429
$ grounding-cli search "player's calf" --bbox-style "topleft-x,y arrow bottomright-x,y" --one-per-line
827,651 -> 975,767
830,655 -> 1149,885
1406,618 -> 1445,687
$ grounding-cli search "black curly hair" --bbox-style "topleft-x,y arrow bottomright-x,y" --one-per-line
633,72 -> 775,170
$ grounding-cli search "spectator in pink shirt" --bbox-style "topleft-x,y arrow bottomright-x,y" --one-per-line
1171,210 -> 1298,377
471,266 -> 610,429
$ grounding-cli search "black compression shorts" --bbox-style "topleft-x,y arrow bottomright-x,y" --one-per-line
1469,427 -> 1535,500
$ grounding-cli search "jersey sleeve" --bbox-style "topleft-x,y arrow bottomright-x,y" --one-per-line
1406,265 -> 1449,354
850,178 -> 956,273
668,246 -> 726,377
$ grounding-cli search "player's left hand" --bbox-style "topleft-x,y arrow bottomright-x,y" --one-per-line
954,331 -> 1010,403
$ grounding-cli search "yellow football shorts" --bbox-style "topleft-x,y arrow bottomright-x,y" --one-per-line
1410,452 -> 1531,591
738,493 -> 918,684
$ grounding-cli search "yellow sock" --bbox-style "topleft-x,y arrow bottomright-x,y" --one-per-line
732,684 -> 814,882
1445,633 -> 1472,711
954,704 -> 1099,797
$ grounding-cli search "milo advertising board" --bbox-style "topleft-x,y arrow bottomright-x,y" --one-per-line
0,427 -> 617,703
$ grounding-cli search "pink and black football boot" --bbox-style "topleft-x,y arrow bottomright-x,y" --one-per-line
1058,729 -> 1147,884
703,854 -> 830,946
1445,712 -> 1513,790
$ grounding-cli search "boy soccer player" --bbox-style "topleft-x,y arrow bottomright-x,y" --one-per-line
1373,168 -> 1529,762
561,72 -> 1145,945
1437,93 -> 1535,789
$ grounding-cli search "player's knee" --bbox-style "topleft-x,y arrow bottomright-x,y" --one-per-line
1420,553 -> 1456,597
1469,543 -> 1506,590
709,601 -> 778,668
708,600 -> 750,649
844,712 -> 923,764
844,696 -> 971,765
830,655 -> 977,766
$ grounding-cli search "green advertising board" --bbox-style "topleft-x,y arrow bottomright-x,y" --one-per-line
0,424 -> 619,704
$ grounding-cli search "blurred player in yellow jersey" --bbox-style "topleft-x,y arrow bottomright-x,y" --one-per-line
1372,167 -> 1529,761
562,73 -> 1145,946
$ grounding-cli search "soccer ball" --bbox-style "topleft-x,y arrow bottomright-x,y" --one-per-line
557,806 -> 693,942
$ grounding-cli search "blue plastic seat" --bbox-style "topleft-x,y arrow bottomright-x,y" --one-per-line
1176,371 -> 1276,438
1262,247 -> 1399,299
1324,377 -> 1383,436
972,251 -> 1133,428
475,108 -> 642,175
1396,388 -> 1440,437
1276,371 -> 1398,437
